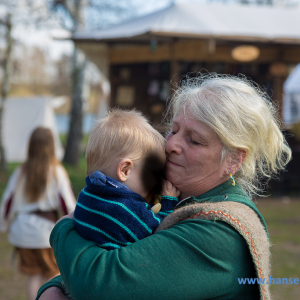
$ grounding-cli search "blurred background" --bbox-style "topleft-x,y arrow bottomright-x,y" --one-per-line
0,0 -> 299,299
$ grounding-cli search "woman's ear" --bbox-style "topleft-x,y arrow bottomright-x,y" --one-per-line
225,149 -> 247,176
117,159 -> 133,182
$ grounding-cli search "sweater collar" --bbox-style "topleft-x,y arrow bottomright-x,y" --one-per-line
176,180 -> 241,208
175,180 -> 269,238
195,180 -> 248,200
88,171 -> 131,192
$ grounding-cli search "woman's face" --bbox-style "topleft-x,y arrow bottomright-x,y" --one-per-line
165,110 -> 229,199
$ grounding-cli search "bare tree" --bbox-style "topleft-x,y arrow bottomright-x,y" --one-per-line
0,14 -> 13,171
52,0 -> 88,165
0,0 -> 149,168
0,0 -> 65,171
52,0 -> 141,165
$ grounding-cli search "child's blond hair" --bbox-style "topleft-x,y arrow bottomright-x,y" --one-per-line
86,108 -> 166,174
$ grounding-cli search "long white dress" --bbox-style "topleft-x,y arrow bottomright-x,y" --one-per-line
0,165 -> 76,248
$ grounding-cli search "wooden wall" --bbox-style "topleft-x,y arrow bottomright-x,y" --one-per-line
75,39 -> 300,124
108,40 -> 300,64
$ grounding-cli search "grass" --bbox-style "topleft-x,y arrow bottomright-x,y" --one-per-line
0,156 -> 299,298
255,198 -> 300,300
62,152 -> 87,197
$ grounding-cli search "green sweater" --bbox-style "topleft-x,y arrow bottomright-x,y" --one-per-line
36,181 -> 264,300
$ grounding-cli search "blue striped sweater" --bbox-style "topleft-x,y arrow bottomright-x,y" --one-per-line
74,171 -> 178,250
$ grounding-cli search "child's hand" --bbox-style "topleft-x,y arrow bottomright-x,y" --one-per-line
39,287 -> 70,300
161,179 -> 180,198
56,211 -> 74,224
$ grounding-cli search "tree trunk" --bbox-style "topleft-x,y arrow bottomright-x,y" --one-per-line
63,47 -> 87,165
0,14 -> 13,172
63,0 -> 88,165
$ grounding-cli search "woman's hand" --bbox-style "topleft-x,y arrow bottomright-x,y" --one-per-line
161,179 -> 181,198
38,287 -> 69,300
56,211 -> 74,224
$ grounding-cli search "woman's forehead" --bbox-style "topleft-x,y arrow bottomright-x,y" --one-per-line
172,113 -> 217,140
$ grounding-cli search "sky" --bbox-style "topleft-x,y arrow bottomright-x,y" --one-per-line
0,2 -> 69,60
13,27 -> 73,61
0,0 -> 174,61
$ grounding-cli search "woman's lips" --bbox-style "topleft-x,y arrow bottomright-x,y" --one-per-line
167,160 -> 181,167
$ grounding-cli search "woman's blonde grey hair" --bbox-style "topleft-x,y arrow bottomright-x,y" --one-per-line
86,108 -> 165,175
165,73 -> 292,197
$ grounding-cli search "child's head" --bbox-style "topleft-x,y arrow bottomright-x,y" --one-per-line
86,109 -> 166,197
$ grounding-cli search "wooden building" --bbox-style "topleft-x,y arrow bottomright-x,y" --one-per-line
73,3 -> 300,194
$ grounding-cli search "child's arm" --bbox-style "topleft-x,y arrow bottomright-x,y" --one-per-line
0,168 -> 21,231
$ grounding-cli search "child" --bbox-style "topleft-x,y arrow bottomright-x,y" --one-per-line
0,127 -> 76,300
62,108 -> 179,298
72,108 -> 180,251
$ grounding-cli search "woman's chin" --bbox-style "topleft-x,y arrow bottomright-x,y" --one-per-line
164,169 -> 179,185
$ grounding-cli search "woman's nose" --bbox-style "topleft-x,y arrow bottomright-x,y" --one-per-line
165,133 -> 182,154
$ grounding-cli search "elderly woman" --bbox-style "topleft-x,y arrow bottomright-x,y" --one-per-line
37,74 -> 291,300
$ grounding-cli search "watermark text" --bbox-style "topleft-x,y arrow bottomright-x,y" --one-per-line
238,276 -> 299,285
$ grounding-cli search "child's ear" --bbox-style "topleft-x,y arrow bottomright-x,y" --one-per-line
117,158 -> 133,182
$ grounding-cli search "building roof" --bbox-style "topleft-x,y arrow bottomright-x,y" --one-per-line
73,2 -> 300,44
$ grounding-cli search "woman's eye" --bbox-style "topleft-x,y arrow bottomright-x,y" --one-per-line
190,139 -> 201,145
166,131 -> 176,140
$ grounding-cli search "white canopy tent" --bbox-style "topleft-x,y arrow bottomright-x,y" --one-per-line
3,96 -> 65,162
283,64 -> 300,125
74,2 -> 300,43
